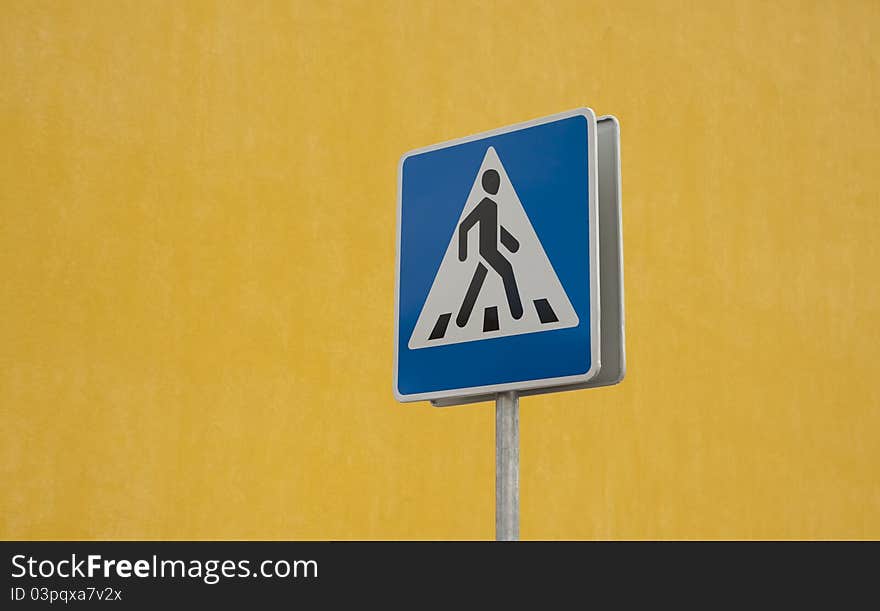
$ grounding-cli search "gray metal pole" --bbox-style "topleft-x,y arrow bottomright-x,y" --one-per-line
495,391 -> 519,541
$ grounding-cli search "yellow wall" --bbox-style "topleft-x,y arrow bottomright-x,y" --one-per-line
2,0 -> 878,540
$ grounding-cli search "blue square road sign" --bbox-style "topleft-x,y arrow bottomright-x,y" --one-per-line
394,108 -> 621,404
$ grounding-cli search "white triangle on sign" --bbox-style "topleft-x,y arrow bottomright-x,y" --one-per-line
408,146 -> 579,350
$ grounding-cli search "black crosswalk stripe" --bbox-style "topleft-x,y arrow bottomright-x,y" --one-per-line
483,306 -> 499,332
533,298 -> 558,324
428,313 -> 452,340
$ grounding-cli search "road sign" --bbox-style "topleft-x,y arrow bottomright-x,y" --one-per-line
394,108 -> 624,404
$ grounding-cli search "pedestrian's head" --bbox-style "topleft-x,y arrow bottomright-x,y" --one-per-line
482,169 -> 500,195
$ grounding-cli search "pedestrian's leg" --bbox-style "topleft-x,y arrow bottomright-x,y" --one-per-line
485,253 -> 523,319
457,263 -> 488,327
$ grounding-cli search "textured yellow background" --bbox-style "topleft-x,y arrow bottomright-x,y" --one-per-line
2,0 -> 878,540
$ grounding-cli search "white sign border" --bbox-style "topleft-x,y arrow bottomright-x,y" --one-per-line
393,108 -> 601,403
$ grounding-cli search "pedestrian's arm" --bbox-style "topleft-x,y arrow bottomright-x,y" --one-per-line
500,226 -> 519,253
458,207 -> 480,261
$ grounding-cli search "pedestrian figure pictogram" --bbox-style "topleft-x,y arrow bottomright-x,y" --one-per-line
456,168 -> 523,327
408,146 -> 579,349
